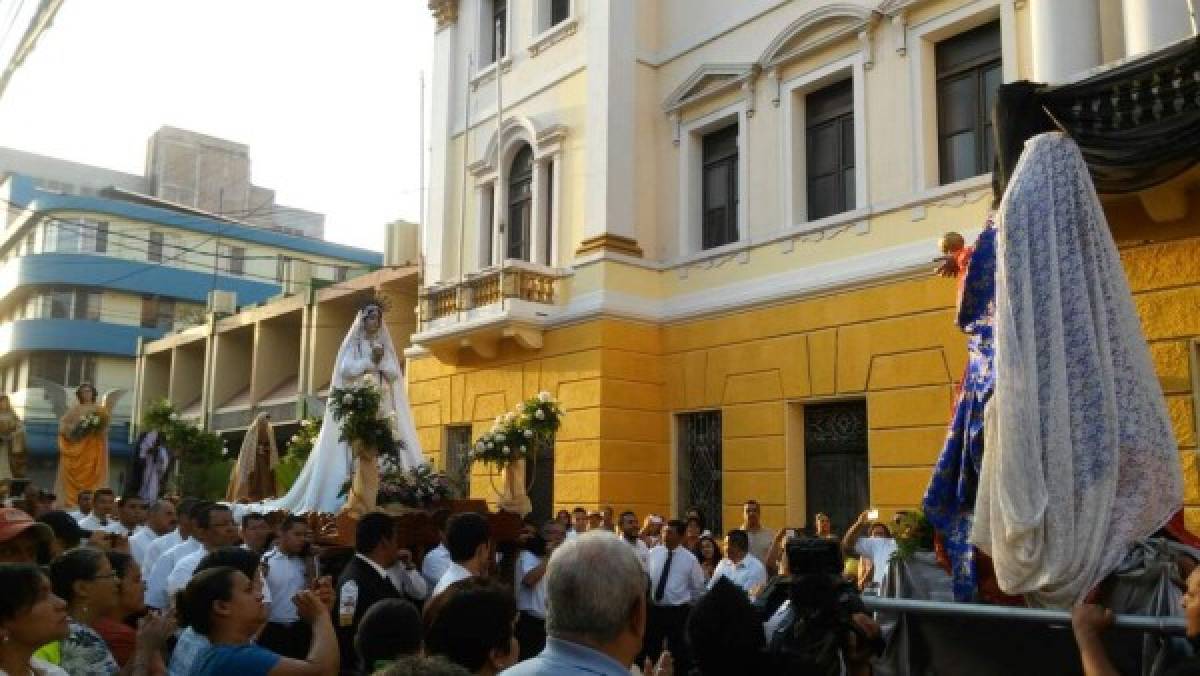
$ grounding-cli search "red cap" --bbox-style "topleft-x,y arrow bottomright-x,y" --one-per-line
0,507 -> 40,542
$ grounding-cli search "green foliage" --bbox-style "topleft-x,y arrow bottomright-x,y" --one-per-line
142,399 -> 227,499
891,510 -> 935,562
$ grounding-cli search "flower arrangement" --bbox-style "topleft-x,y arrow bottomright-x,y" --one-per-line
470,391 -> 565,469
327,377 -> 397,458
377,456 -> 451,508
891,510 -> 935,563
284,416 -> 323,463
69,410 -> 108,441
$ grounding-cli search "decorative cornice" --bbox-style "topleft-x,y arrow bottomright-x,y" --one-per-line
574,234 -> 644,259
758,4 -> 876,71
428,0 -> 458,32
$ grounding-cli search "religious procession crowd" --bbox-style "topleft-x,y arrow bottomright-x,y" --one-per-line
1,479 -> 1195,676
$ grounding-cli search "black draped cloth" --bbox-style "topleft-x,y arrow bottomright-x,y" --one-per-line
994,37 -> 1200,197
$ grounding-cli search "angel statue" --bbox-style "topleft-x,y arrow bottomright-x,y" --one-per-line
265,298 -> 424,514
227,413 -> 279,502
35,380 -> 124,509
0,395 -> 27,481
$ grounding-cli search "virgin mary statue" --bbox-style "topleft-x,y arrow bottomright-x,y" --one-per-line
267,300 -> 424,514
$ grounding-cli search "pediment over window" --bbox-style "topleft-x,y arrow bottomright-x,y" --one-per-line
662,63 -> 758,114
758,4 -> 876,70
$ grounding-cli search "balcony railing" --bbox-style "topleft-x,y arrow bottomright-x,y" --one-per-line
418,261 -> 562,331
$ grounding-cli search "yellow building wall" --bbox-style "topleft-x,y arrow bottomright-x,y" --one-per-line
411,205 -> 1200,536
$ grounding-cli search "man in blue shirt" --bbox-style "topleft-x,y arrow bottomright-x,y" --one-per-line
503,531 -> 671,676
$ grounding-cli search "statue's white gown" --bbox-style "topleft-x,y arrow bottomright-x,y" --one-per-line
265,312 -> 424,514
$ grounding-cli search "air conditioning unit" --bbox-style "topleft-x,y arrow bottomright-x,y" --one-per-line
207,290 -> 237,316
283,259 -> 313,296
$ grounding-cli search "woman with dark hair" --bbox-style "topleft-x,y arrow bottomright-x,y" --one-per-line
354,598 -> 422,673
93,552 -> 144,667
692,534 -> 723,582
0,563 -> 69,676
48,547 -> 171,675
424,578 -> 519,676
179,566 -> 336,676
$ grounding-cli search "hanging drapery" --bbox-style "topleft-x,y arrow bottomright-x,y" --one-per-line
969,132 -> 1182,608
993,38 -> 1200,197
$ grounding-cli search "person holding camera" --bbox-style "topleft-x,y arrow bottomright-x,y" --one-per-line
842,510 -> 896,594
764,536 -> 882,676
515,519 -> 566,660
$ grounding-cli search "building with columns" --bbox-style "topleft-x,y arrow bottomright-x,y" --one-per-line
412,0 -> 1200,534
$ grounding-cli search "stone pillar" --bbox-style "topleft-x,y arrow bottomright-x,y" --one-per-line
1029,0 -> 1102,83
577,0 -> 644,259
426,0 -> 461,284
1123,0 -> 1193,58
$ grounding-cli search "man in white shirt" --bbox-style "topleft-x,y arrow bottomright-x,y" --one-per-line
110,494 -> 147,538
741,499 -> 776,566
167,503 -> 239,596
259,515 -> 317,659
142,498 -> 198,575
708,529 -> 767,596
432,511 -> 491,598
619,510 -> 649,571
144,499 -> 207,609
565,506 -> 588,541
66,490 -> 93,523
420,511 -> 453,589
240,512 -> 272,557
645,518 -> 705,673
130,500 -> 175,568
77,489 -> 120,534
514,519 -> 565,660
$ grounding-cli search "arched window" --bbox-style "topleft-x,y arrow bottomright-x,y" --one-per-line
507,144 -> 533,261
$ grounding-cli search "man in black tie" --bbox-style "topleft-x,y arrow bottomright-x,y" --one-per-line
644,518 -> 705,673
333,513 -> 404,674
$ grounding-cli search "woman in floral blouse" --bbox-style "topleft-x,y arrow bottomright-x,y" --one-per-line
48,547 -> 171,675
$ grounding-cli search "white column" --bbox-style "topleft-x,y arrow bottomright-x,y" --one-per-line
1029,0 -> 1102,83
492,175 -> 505,265
530,159 -> 545,265
1123,0 -> 1193,57
548,154 -> 561,266
582,0 -> 637,241
426,21 -> 458,284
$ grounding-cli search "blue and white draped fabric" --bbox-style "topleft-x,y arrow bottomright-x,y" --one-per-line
921,222 -> 996,602
970,132 -> 1182,608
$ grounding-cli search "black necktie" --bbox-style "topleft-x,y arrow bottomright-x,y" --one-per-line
654,548 -> 674,603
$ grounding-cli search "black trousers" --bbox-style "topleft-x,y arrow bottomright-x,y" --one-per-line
258,621 -> 312,660
515,611 -> 547,660
644,603 -> 692,674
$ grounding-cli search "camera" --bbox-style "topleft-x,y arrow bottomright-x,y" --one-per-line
764,536 -> 884,674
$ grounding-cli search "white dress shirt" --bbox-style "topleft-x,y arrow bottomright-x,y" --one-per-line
431,561 -> 473,598
856,537 -> 898,588
421,543 -> 452,589
625,537 -> 650,571
708,553 -> 768,595
646,544 -> 705,607
167,547 -> 210,596
387,561 -> 429,601
263,548 -> 308,623
129,527 -> 156,567
67,510 -> 86,523
515,551 -> 548,619
145,537 -> 200,608
78,514 -> 123,535
142,529 -> 182,575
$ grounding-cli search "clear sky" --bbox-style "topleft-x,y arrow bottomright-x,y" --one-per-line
0,0 -> 434,252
